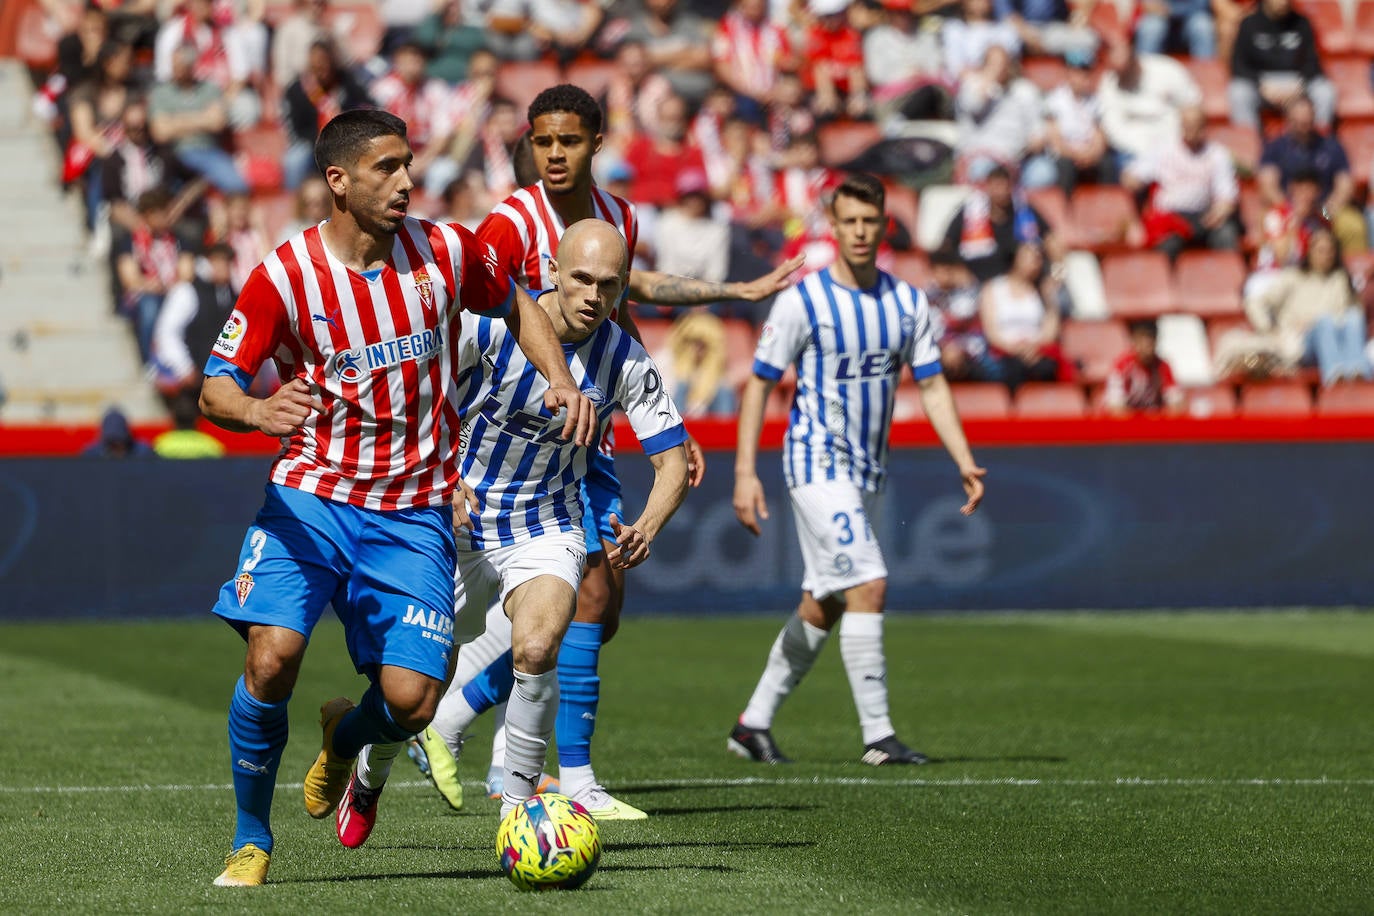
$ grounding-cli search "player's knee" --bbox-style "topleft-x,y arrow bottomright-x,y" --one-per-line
243,642 -> 304,701
514,634 -> 561,673
850,578 -> 887,611
381,680 -> 443,733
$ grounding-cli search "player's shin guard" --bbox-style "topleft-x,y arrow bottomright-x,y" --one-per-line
839,612 -> 894,745
555,622 -> 602,797
501,669 -> 558,813
227,676 -> 289,853
332,684 -> 413,759
740,614 -> 830,730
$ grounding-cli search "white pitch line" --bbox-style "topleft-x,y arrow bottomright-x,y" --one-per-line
2,776 -> 1372,795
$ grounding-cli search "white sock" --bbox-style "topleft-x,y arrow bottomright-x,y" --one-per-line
840,612 -> 894,745
490,704 -> 507,771
356,741 -> 403,789
429,685 -> 480,757
739,614 -> 830,730
559,763 -> 596,798
501,669 -> 558,813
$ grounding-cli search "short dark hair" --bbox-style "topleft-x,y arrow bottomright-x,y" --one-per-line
314,109 -> 407,176
206,242 -> 235,260
830,173 -> 885,212
527,84 -> 602,136
1127,318 -> 1158,338
930,247 -> 962,267
136,187 -> 173,213
512,131 -> 538,187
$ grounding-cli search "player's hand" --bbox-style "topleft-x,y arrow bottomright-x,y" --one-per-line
606,513 -> 649,569
959,464 -> 988,515
733,472 -> 769,536
249,377 -> 324,437
544,383 -> 596,447
733,255 -> 806,302
685,434 -> 706,488
451,478 -> 479,531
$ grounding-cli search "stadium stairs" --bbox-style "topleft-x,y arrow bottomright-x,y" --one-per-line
0,58 -> 161,423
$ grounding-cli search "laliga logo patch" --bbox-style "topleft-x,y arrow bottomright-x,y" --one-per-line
759,324 -> 777,347
333,348 -> 365,382
213,310 -> 248,358
900,314 -> 917,335
414,267 -> 434,308
235,572 -> 254,607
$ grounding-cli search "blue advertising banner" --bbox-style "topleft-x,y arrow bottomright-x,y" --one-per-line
0,443 -> 1369,621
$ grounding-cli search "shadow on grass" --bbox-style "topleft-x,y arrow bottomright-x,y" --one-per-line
611,840 -> 814,852
366,843 -> 491,853
642,803 -> 818,816
927,755 -> 1069,764
600,863 -> 735,873
282,869 -> 503,884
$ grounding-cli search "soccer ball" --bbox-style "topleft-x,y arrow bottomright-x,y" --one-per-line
497,793 -> 602,891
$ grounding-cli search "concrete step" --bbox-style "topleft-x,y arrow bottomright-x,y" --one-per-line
1,326 -> 145,391
2,384 -> 165,424
0,60 -> 35,130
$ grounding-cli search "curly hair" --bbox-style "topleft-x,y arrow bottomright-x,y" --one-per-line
527,84 -> 603,136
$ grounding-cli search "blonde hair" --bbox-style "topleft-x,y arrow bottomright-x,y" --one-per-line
668,311 -> 729,413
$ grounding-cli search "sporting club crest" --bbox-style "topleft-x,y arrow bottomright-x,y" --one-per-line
235,572 -> 254,607
413,268 -> 434,308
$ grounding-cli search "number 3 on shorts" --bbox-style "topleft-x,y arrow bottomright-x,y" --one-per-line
241,529 -> 268,572
832,508 -> 870,546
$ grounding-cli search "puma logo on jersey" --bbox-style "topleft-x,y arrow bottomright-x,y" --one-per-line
312,312 -> 338,329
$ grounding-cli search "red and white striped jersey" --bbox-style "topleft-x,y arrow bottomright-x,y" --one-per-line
476,182 -> 639,290
206,218 -> 515,511
710,12 -> 792,101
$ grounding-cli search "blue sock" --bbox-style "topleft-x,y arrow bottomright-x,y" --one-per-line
462,648 -> 515,713
332,683 -> 412,758
555,622 -> 603,768
227,676 -> 289,853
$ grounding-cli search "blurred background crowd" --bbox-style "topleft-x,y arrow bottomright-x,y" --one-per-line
13,0 -> 1374,435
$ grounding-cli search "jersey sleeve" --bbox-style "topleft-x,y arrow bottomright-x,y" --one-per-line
475,209 -> 528,282
454,222 -> 515,318
204,265 -> 288,390
752,286 -> 810,381
905,286 -> 943,380
614,337 -> 688,456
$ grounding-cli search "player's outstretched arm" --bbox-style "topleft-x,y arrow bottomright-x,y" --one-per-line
916,372 -> 987,515
606,443 -> 690,570
506,285 -> 596,447
200,375 -> 324,437
733,374 -> 776,535
627,255 -> 805,305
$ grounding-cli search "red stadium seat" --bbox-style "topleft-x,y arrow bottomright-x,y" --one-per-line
1345,250 -> 1374,285
1025,186 -> 1068,237
1087,0 -> 1126,42
1066,186 -> 1140,251
634,317 -> 673,365
950,382 -> 1012,420
817,120 -> 882,168
565,57 -> 620,101
1238,380 -> 1313,416
1175,250 -> 1245,317
1355,1 -> 1374,56
891,384 -> 926,422
883,183 -> 919,241
496,60 -> 563,120
1061,319 -> 1130,384
723,318 -> 761,393
1336,122 -> 1374,187
1328,59 -> 1374,122
1184,59 -> 1231,122
1238,182 -> 1266,250
1101,251 -> 1175,318
1184,383 -> 1239,418
1294,0 -> 1352,56
252,191 -> 295,245
16,5 -> 58,70
887,251 -> 931,289
1315,381 -> 1374,415
1012,382 -> 1088,418
1021,57 -> 1068,94
1208,123 -> 1262,177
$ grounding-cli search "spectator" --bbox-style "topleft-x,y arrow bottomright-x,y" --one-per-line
1246,167 -> 1328,301
411,0 -> 489,84
1102,318 -> 1185,415
655,169 -> 732,287
1220,228 -> 1370,384
803,0 -> 870,120
457,95 -> 523,203
151,243 -> 238,401
209,193 -> 271,293
149,43 -> 249,195
602,40 -> 676,144
1229,0 -> 1333,131
711,0 -> 795,122
943,0 -> 1021,82
55,3 -> 109,92
485,0 -> 604,63
995,0 -> 1099,64
1212,0 -> 1250,68
943,162 -> 1054,283
153,0 -> 260,129
380,0 -> 437,56
1042,50 -> 1114,194
1124,104 -> 1239,262
369,42 -> 458,194
862,0 -> 950,121
84,406 -> 153,458
153,391 -> 227,459
281,40 -> 374,190
438,172 -> 490,230
270,0 -> 328,89
102,99 -> 199,247
1098,40 -> 1201,168
667,311 -> 738,417
765,70 -> 818,156
624,92 -> 708,210
978,240 -> 1064,389
1134,0 -> 1217,59
65,41 -> 138,225
927,248 -> 999,382
278,176 -> 332,242
114,188 -> 195,363
617,0 -> 716,104
431,49 -> 499,173
954,45 -> 1055,188
1257,95 -> 1365,256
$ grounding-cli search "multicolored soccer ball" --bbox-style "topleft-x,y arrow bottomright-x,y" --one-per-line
497,793 -> 602,891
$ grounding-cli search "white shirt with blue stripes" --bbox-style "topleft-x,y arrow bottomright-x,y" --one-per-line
753,267 -> 942,493
453,312 -> 687,549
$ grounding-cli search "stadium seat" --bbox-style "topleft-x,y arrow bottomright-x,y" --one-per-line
891,384 -> 926,422
1156,314 -> 1214,387
1355,1 -> 1374,56
1066,186 -> 1140,252
1174,249 -> 1245,317
1064,251 -> 1109,320
1294,0 -> 1352,56
496,60 -> 563,118
887,251 -> 931,288
1344,250 -> 1374,285
252,191 -> 295,245
1025,186 -> 1068,237
818,120 -> 882,168
323,4 -> 384,63
1315,381 -> 1374,415
1012,382 -> 1088,418
634,317 -> 673,366
883,183 -> 920,241
950,382 -> 1012,420
1101,251 -> 1175,318
1328,59 -> 1374,123
233,123 -> 288,160
1336,122 -> 1374,186
1060,319 -> 1130,384
1184,383 -> 1238,418
1208,123 -> 1261,177
16,5 -> 58,70
1184,59 -> 1231,122
1021,57 -> 1068,94
722,317 -> 761,393
1237,182 -> 1265,251
1238,380 -> 1313,417
565,57 -> 620,101
915,184 -> 970,252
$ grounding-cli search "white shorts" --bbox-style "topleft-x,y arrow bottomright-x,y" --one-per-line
789,481 -> 887,601
453,530 -> 588,620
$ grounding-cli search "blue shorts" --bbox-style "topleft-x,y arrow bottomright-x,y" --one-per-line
212,484 -> 458,681
580,449 -> 623,555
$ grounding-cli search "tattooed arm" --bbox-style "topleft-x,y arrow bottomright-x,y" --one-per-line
627,255 -> 804,305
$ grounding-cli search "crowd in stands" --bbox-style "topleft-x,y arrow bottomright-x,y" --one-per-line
20,0 -> 1374,427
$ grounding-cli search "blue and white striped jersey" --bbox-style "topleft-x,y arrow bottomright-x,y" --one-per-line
453,311 -> 688,549
753,267 -> 941,493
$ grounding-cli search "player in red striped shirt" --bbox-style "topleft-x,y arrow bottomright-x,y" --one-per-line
412,84 -> 803,820
200,109 -> 594,888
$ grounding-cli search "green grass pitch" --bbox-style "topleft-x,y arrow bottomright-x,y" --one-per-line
1,610 -> 1371,914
